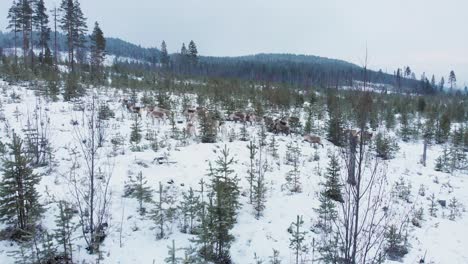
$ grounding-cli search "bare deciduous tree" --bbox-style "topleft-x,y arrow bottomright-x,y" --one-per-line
67,94 -> 113,254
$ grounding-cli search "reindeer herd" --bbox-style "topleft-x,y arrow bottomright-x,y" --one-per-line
119,98 -> 373,147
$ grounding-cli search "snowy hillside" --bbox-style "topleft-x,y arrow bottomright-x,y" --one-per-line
0,81 -> 466,264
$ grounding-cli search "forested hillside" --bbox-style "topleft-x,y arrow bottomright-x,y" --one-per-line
0,31 -> 429,93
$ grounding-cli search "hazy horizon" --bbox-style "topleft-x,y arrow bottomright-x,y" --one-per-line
0,0 -> 467,86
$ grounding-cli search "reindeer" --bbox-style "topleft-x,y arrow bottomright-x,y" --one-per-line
147,109 -> 166,124
154,106 -> 171,117
273,119 -> 290,135
359,130 -> 373,142
186,122 -> 197,137
184,108 -> 197,122
344,129 -> 372,144
245,112 -> 257,125
228,112 -> 246,123
304,134 -> 323,147
120,98 -> 142,116
344,129 -> 359,137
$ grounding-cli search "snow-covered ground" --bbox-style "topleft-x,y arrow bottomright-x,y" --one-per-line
0,81 -> 466,264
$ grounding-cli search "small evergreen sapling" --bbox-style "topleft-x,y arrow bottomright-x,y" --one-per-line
269,249 -> 281,264
54,201 -> 75,263
428,193 -> 438,217
384,225 -> 408,261
178,187 -> 200,234
130,114 -> 142,148
0,133 -> 43,233
323,153 -> 343,203
125,171 -> 153,215
252,146 -> 267,219
247,141 -> 258,204
289,215 -> 307,264
165,240 -> 182,264
151,182 -> 170,239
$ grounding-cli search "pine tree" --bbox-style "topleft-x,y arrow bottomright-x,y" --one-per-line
7,0 -> 22,66
180,42 -> 189,65
315,203 -> 331,233
384,225 -> 408,260
239,121 -> 249,141
165,240 -> 182,264
54,201 -> 74,263
439,77 -> 445,92
430,75 -> 436,89
315,192 -> 339,262
181,43 -> 188,55
448,70 -> 457,90
40,231 -> 57,263
0,133 -> 42,232
246,141 -> 258,203
304,108 -> 313,135
289,215 -> 307,264
150,182 -> 172,239
160,40 -> 170,67
435,112 -> 451,144
182,245 -> 202,264
384,107 -> 396,130
399,110 -> 411,142
196,146 -> 240,263
448,197 -> 460,220
199,110 -> 217,143
125,171 -> 153,215
268,249 -> 281,264
323,153 -> 343,202
285,143 -> 301,193
19,0 -> 33,67
434,145 -> 450,173
45,67 -> 60,100
178,187 -> 200,234
268,135 -> 279,159
90,22 -> 106,83
63,72 -> 84,101
252,147 -> 267,219
59,0 -> 87,72
374,132 -> 399,160
188,40 -> 198,65
428,193 -> 438,217
130,114 -> 142,146
257,124 -> 267,147
32,0 -> 50,60
423,115 -> 435,143
327,109 -> 344,146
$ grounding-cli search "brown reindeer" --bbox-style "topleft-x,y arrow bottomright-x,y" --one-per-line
359,131 -> 373,141
154,106 -> 171,117
147,110 -> 166,124
245,112 -> 256,125
344,129 -> 359,138
184,108 -> 197,122
186,122 -> 197,137
344,129 -> 372,144
120,98 -> 142,116
273,119 -> 290,135
304,134 -> 323,147
229,112 -> 246,123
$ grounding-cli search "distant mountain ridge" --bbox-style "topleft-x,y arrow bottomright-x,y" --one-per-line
0,31 -> 161,63
0,31 -> 428,92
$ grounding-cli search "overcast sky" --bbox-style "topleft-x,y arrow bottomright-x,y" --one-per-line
1,0 -> 467,85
